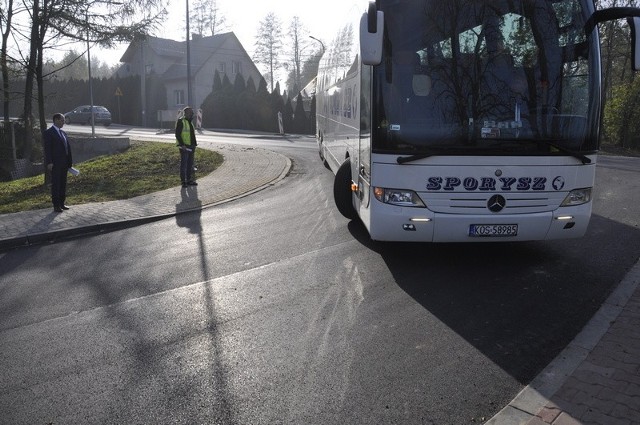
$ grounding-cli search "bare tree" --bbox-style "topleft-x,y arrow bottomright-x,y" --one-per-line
21,0 -> 44,161
595,0 -> 640,148
286,16 -> 309,94
595,0 -> 638,98
1,0 -> 20,126
254,12 -> 283,92
191,0 -> 227,37
11,0 -> 166,160
43,49 -> 114,80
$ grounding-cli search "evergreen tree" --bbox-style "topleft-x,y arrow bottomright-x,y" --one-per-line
201,69 -> 221,127
233,73 -> 246,94
309,94 -> 316,134
283,94 -> 294,134
293,93 -> 308,134
246,76 -> 257,94
269,82 -> 285,133
212,69 -> 223,92
232,73 -> 247,129
220,73 -> 235,128
255,77 -> 272,131
238,75 -> 258,130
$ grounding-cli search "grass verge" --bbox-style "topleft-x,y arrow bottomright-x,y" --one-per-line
0,141 -> 223,214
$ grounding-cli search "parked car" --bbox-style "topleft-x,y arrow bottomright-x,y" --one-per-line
64,105 -> 112,126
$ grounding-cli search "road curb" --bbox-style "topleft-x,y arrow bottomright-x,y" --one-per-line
0,149 -> 292,252
485,256 -> 640,425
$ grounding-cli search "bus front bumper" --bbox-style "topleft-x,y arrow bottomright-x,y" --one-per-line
367,203 -> 592,242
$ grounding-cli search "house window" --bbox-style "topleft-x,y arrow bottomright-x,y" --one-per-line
232,61 -> 241,74
175,90 -> 185,106
219,62 -> 226,73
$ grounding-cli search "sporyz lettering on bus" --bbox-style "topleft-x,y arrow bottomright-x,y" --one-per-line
426,176 -> 555,191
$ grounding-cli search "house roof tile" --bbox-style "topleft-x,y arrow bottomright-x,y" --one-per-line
162,33 -> 231,80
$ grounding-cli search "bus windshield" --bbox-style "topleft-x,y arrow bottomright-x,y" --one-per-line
373,0 -> 597,156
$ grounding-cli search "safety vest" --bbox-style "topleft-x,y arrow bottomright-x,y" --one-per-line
177,118 -> 193,146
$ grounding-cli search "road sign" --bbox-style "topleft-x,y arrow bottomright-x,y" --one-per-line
115,87 -> 123,96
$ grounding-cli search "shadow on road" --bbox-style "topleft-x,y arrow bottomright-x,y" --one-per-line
174,187 -> 236,423
347,214 -> 640,384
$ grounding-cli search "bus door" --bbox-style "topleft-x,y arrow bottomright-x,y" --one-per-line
357,64 -> 373,219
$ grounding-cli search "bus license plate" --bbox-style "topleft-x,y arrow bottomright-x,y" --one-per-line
469,224 -> 518,237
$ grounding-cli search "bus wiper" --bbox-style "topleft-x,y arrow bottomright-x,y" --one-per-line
542,140 -> 592,164
396,146 -> 470,164
488,139 -> 592,165
397,152 -> 433,164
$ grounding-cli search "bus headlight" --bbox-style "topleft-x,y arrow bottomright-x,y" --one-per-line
561,188 -> 592,206
373,187 -> 425,207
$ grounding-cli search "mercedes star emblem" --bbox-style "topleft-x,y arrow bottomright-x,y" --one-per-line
487,195 -> 506,212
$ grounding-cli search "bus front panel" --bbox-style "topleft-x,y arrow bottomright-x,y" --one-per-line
366,155 -> 595,242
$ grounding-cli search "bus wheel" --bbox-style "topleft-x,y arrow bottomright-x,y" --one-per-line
334,159 -> 357,220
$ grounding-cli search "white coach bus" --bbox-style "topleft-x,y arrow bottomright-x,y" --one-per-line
316,0 -> 640,242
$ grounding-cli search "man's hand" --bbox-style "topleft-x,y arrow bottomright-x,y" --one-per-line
47,163 -> 53,171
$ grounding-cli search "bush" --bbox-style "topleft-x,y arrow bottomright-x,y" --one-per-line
603,78 -> 640,149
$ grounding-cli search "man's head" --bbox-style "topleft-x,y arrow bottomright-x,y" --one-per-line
183,107 -> 194,119
53,113 -> 65,128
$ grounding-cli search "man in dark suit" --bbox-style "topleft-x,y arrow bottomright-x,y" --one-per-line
43,113 -> 73,212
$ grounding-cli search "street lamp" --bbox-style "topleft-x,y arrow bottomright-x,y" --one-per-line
309,35 -> 326,56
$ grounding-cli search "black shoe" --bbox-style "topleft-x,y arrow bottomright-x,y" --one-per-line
60,205 -> 69,210
187,181 -> 198,186
54,206 -> 63,212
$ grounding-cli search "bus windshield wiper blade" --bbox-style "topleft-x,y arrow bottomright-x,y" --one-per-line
397,152 -> 433,164
488,139 -> 592,164
543,141 -> 592,164
396,145 -> 474,164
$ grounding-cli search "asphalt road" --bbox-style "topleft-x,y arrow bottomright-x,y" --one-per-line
1,130 -> 639,424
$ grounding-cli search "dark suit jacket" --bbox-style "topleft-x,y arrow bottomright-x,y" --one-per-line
43,126 -> 72,169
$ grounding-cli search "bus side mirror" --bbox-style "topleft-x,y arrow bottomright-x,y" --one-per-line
360,2 -> 384,65
629,17 -> 640,71
587,8 -> 640,71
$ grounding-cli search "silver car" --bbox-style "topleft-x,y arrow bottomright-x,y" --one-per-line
64,105 -> 112,126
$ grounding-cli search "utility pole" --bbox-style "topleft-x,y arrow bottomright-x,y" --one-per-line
141,38 -> 147,127
87,11 -> 95,137
186,0 -> 193,107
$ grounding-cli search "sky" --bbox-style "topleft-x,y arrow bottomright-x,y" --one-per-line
97,0 -> 355,66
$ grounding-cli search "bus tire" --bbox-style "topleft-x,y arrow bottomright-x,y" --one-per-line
334,159 -> 358,220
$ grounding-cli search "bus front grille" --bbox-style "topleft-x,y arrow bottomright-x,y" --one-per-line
421,192 -> 566,215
